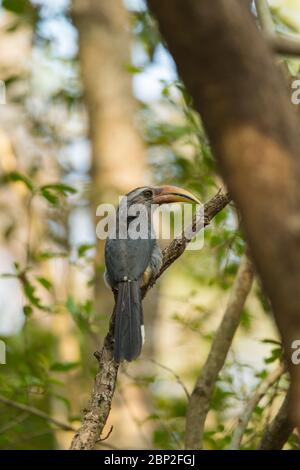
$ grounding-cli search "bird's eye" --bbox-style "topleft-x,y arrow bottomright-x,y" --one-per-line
143,189 -> 153,198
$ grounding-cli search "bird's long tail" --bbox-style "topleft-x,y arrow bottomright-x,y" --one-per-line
114,280 -> 144,362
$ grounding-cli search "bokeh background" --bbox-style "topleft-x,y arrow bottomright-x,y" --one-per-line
0,0 -> 298,450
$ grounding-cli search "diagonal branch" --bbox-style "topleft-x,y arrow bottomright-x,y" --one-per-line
150,359 -> 190,400
185,253 -> 254,450
254,0 -> 275,36
0,394 -> 77,433
258,389 -> 294,450
69,190 -> 231,450
230,364 -> 285,450
255,0 -> 300,57
268,35 -> 300,57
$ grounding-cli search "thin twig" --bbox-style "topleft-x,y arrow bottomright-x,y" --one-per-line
230,364 -> 285,450
269,35 -> 300,57
0,412 -> 29,433
185,253 -> 254,449
254,0 -> 300,57
258,389 -> 294,450
255,0 -> 275,36
0,394 -> 77,432
150,359 -> 190,400
97,425 -> 113,442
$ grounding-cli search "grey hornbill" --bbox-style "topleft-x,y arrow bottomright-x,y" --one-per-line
104,185 -> 200,362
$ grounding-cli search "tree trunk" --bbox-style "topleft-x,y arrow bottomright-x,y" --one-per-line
148,0 -> 300,429
72,0 -> 159,448
72,0 -> 146,197
72,0 -> 147,285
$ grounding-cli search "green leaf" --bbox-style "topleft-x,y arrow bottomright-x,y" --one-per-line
23,280 -> 41,308
264,347 -> 282,364
39,183 -> 76,206
240,307 -> 252,332
255,369 -> 268,380
125,64 -> 144,74
23,305 -> 33,317
3,0 -> 28,14
66,296 -> 78,318
261,338 -> 281,346
40,183 -> 77,195
66,296 -> 91,332
50,361 -> 80,372
36,251 -> 68,260
14,261 -> 20,272
36,277 -> 52,291
69,415 -> 82,423
21,276 -> 50,311
40,188 -> 59,205
210,384 -> 233,411
6,171 -> 34,191
254,405 -> 264,416
77,244 -> 95,258
2,0 -> 38,26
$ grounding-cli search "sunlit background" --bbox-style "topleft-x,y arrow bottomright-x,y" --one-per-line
0,0 -> 298,449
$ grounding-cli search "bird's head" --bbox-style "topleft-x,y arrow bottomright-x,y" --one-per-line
125,185 -> 200,207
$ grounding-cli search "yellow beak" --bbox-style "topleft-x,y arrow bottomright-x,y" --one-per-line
152,185 -> 200,205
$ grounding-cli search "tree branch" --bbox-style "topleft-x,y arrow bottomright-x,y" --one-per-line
185,253 -> 254,450
230,364 -> 285,450
254,0 -> 300,57
0,394 -> 77,433
255,0 -> 275,36
258,389 -> 294,450
150,359 -> 190,400
69,190 -> 231,450
269,35 -> 300,57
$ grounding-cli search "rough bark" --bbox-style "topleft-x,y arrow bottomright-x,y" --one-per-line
148,0 -> 300,428
70,319 -> 118,450
185,254 -> 254,449
258,390 -> 294,450
69,190 -> 231,449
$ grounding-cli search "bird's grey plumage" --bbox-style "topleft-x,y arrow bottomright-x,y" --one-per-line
113,280 -> 143,361
104,184 -> 199,362
105,238 -> 157,285
105,187 -> 163,362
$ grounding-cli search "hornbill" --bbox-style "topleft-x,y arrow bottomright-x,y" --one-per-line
104,185 -> 200,362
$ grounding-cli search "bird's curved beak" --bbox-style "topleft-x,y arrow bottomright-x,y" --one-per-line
152,185 -> 200,205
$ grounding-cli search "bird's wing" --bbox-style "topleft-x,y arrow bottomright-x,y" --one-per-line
105,237 -> 156,284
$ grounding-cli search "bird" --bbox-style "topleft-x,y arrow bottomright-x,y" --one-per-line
104,185 -> 200,362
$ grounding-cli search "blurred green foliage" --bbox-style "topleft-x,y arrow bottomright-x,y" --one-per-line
0,0 -> 297,451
